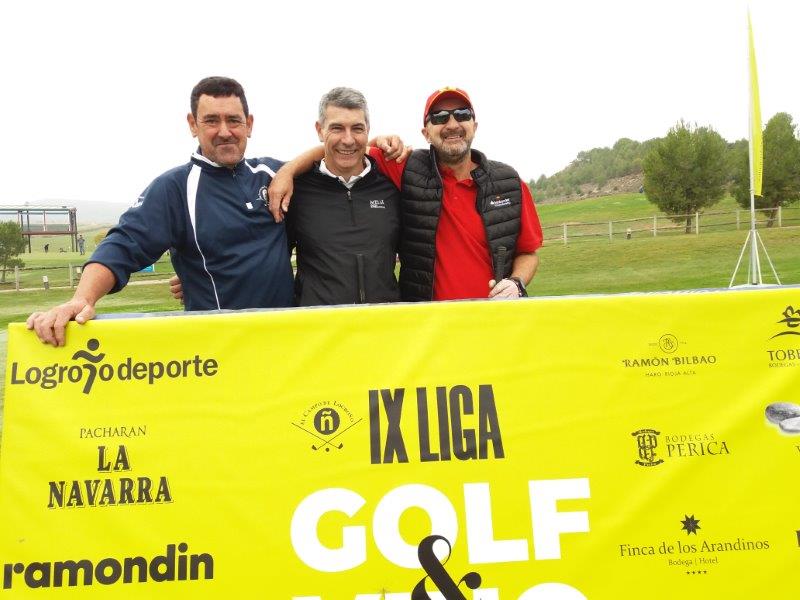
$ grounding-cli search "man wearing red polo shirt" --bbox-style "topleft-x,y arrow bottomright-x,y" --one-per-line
370,87 -> 541,301
270,86 -> 543,301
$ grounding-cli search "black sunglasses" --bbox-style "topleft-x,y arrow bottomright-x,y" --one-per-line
426,107 -> 474,126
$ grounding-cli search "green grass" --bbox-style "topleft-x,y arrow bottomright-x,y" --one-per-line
531,226 -> 799,297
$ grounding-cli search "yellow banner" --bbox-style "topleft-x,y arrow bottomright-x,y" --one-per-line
1,288 -> 800,599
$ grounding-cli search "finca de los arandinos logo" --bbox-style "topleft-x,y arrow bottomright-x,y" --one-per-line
10,338 -> 219,394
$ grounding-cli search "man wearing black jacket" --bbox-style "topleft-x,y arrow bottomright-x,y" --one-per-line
288,88 -> 401,305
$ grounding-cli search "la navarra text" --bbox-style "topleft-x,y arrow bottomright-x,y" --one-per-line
369,384 -> 504,464
48,445 -> 171,509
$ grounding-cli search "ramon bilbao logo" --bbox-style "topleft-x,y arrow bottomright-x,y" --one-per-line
620,333 -> 717,375
10,338 -> 219,395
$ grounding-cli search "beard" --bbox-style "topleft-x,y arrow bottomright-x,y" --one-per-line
433,128 -> 472,164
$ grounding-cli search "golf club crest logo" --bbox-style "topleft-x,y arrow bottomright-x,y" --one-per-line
293,401 -> 362,453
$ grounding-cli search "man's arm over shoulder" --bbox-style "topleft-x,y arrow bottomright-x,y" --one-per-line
267,147 -> 324,222
249,156 -> 285,176
367,146 -> 405,190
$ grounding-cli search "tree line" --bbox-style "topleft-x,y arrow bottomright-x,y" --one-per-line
530,113 -> 800,231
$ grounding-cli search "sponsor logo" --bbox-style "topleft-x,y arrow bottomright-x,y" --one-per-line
292,401 -> 361,452
632,429 -> 729,466
617,515 -> 770,572
620,334 -> 717,377
2,543 -> 213,590
764,402 -> 800,436
770,305 -> 800,339
48,443 -> 172,510
369,199 -> 385,209
489,196 -> 512,208
10,339 -> 219,395
766,306 -> 800,368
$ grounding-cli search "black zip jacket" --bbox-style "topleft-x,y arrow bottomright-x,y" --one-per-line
287,158 -> 401,306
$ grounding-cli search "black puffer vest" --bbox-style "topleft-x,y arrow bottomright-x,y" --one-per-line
399,147 -> 522,301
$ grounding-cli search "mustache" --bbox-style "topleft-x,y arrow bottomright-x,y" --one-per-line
441,126 -> 466,136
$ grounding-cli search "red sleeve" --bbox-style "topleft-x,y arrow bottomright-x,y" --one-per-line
516,180 -> 543,253
368,146 -> 404,189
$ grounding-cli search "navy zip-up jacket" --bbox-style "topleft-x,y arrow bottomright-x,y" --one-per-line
89,151 -> 294,311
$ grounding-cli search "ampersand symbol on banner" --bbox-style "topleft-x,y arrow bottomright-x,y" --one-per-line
410,535 -> 482,600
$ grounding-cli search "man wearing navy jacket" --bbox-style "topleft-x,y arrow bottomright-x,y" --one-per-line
28,76 -> 295,346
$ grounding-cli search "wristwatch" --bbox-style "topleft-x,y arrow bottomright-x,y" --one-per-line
509,276 -> 528,297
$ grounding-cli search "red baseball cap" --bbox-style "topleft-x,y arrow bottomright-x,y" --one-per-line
423,87 -> 474,125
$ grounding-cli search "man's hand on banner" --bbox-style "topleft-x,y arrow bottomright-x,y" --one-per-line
26,299 -> 97,347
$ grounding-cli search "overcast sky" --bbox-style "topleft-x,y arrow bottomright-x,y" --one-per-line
2,0 -> 797,206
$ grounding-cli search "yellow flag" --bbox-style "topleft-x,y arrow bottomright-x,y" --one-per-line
749,12 -> 763,196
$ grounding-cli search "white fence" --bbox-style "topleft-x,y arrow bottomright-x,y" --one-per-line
542,206 -> 799,245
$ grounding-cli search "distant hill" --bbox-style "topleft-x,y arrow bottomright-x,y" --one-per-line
530,134 -> 748,204
529,137 -> 656,203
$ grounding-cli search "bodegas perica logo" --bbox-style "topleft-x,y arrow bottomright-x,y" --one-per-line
632,428 -> 730,467
9,338 -> 220,395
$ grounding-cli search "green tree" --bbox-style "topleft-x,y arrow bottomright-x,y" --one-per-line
643,121 -> 728,232
732,112 -> 800,226
0,221 -> 26,283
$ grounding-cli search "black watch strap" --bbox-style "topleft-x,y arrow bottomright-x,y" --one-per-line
509,276 -> 528,297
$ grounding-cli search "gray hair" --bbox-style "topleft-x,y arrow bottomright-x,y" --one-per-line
318,87 -> 370,127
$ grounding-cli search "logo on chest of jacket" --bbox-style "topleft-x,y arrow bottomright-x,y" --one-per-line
244,185 -> 269,211
369,199 -> 386,209
489,196 -> 512,208
246,186 -> 268,210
